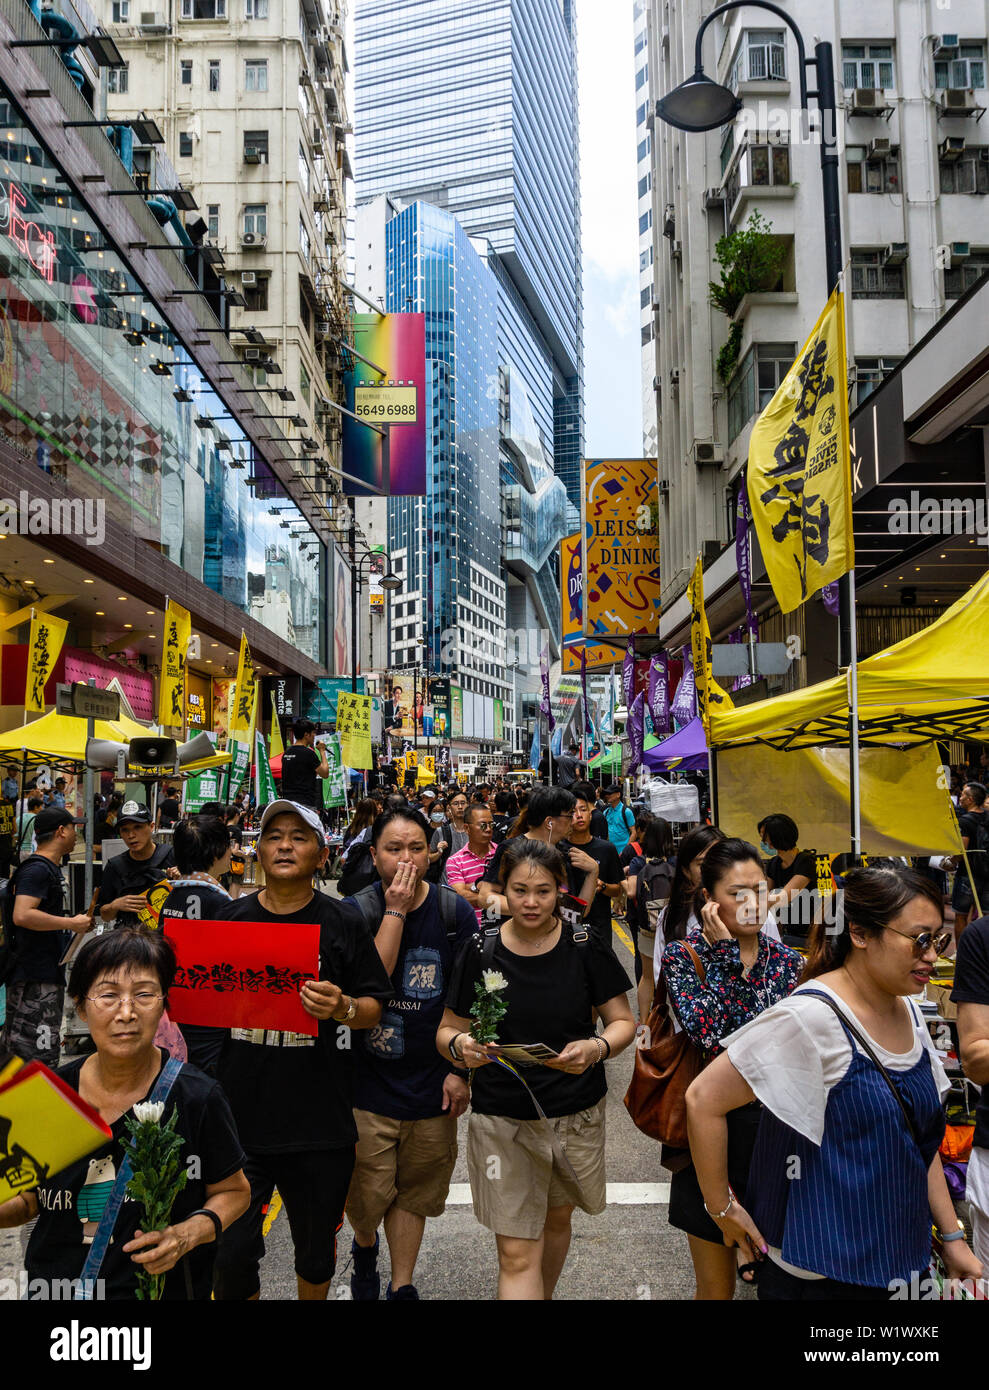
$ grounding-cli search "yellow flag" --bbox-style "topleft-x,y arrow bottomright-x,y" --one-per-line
25,609 -> 68,714
270,690 -> 284,759
688,556 -> 733,737
746,288 -> 854,613
157,599 -> 190,729
229,632 -> 255,740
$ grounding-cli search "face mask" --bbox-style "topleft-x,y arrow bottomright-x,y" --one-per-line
760,841 -> 773,856
431,812 -> 445,823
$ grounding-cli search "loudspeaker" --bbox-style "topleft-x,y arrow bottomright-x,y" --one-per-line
176,732 -> 216,766
128,737 -> 178,768
86,739 -> 128,776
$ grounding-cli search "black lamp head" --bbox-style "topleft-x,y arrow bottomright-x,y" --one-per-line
655,71 -> 742,132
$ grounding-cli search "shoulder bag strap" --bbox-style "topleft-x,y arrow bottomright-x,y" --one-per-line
481,924 -> 500,968
798,988 -> 919,1144
436,885 -> 457,942
681,940 -> 708,985
74,1054 -> 185,1300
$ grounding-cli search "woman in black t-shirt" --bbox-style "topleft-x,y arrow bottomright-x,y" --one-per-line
438,839 -> 636,1300
159,816 -> 233,1075
0,928 -> 249,1300
758,813 -> 816,941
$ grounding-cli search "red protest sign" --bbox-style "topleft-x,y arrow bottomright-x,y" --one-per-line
164,920 -> 320,1036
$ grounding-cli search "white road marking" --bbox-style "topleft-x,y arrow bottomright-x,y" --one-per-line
445,1182 -> 669,1206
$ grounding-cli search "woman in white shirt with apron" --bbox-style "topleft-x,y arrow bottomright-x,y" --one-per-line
685,865 -> 983,1298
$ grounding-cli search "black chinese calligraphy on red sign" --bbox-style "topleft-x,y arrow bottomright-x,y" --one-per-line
165,919 -> 319,1034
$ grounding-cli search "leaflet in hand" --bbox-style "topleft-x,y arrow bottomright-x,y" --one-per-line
488,1042 -> 560,1065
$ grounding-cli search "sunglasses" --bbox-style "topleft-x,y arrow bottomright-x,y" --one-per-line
883,925 -> 953,956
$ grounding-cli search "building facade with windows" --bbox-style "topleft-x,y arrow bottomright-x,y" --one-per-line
642,0 -> 989,615
634,0 -> 658,458
100,0 -> 353,527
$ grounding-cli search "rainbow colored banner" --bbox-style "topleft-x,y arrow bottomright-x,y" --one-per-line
342,312 -> 426,496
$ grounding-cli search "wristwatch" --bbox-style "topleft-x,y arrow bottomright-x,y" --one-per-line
335,995 -> 358,1023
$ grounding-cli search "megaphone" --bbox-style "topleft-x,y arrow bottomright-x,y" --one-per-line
176,732 -> 216,767
128,737 -> 178,769
86,739 -> 129,777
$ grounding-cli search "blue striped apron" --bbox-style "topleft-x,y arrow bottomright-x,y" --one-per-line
747,991 -> 945,1286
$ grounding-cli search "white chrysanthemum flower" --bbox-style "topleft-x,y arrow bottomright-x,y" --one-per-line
133,1101 -> 165,1125
482,970 -> 508,994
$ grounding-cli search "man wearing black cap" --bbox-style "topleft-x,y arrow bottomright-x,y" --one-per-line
1,809 -> 94,1066
97,800 -> 176,930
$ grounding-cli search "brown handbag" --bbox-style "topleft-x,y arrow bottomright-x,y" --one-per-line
623,942 -> 706,1151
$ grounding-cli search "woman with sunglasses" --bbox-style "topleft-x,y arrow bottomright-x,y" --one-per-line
686,865 -> 984,1300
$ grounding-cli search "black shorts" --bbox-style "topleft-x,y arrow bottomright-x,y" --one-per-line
212,1146 -> 356,1299
758,1257 -> 892,1301
668,1102 -> 762,1244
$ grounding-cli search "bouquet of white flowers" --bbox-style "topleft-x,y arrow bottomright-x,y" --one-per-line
122,1101 -> 189,1300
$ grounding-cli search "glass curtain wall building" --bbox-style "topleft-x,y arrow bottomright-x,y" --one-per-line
354,0 -> 582,666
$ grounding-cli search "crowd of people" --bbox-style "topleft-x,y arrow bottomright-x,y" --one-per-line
1,749 -> 988,1305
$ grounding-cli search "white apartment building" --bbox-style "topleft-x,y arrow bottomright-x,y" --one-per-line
641,0 -> 989,609
101,0 -> 353,522
634,0 -> 659,457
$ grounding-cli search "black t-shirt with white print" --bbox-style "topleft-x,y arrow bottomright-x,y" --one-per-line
215,890 -> 393,1153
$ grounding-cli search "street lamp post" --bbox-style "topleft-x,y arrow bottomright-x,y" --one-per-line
656,0 -> 859,856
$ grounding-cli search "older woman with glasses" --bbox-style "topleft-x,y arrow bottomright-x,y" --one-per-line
0,929 -> 249,1300
686,866 -> 984,1300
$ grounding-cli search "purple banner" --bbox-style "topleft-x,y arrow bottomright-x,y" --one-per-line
647,653 -> 669,736
580,647 -> 589,745
670,653 -> 696,728
628,691 -> 646,773
622,639 -> 635,710
822,581 -> 840,617
736,487 -> 758,639
539,644 -> 556,733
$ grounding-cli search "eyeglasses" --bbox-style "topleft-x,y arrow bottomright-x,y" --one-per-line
883,926 -> 953,956
85,991 -> 163,1012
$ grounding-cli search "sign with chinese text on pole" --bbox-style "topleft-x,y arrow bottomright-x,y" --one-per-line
336,692 -> 373,769
255,729 -> 277,807
560,532 -> 625,673
581,460 -> 662,640
157,599 -> 190,730
183,733 -> 221,814
450,685 -> 463,739
229,632 -> 256,741
25,610 -> 68,714
688,556 -> 734,738
322,734 -> 348,808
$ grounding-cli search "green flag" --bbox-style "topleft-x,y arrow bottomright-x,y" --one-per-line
322,734 -> 348,809
255,730 -> 277,807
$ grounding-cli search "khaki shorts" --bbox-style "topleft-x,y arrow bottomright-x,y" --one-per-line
638,925 -> 657,960
466,1097 -> 607,1240
345,1109 -> 458,1232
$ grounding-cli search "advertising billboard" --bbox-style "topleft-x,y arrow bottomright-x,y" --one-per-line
560,532 -> 626,673
342,313 -> 426,497
581,459 -> 662,639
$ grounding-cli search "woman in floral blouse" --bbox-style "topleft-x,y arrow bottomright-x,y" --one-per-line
660,837 -> 802,1300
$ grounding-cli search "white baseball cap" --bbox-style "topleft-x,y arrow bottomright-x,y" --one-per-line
258,800 -> 327,844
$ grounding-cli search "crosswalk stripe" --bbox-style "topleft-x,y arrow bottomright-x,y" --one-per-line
444,1182 -> 669,1206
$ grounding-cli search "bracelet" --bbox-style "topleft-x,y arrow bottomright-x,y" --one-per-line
449,1032 -> 465,1063
703,1191 -> 735,1220
598,1036 -> 612,1059
383,909 -> 406,923
937,1222 -> 967,1243
592,1037 -> 606,1064
189,1208 -> 222,1242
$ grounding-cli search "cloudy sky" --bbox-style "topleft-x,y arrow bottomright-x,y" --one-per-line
577,0 -> 643,458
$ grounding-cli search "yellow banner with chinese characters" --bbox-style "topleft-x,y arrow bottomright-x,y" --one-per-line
25,610 -> 68,714
747,288 -> 854,613
688,555 -> 733,737
157,598 -> 190,729
270,690 -> 284,759
336,692 -> 372,769
229,632 -> 255,740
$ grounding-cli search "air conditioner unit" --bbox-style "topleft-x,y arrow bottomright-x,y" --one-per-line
313,196 -> 329,213
658,479 -> 670,496
933,35 -> 959,57
692,440 -> 724,468
703,186 -> 725,209
243,146 -> 265,164
671,239 -> 682,259
951,241 -> 971,264
940,88 -> 977,114
851,88 -> 884,113
240,233 -> 267,248
312,140 -> 324,157
244,347 -> 263,361
883,242 -> 908,265
317,320 -> 331,336
240,270 -> 257,287
669,368 -> 680,387
867,137 -> 891,160
138,11 -> 167,30
663,205 -> 676,238
939,135 -> 966,160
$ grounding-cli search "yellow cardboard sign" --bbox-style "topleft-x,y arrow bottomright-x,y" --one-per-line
158,599 -> 190,729
0,1063 -> 111,1204
336,692 -> 372,769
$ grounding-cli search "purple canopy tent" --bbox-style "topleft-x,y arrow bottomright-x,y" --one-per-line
642,716 -> 709,773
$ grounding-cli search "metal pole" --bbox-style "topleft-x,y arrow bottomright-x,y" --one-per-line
84,678 -> 95,907
349,500 -> 358,697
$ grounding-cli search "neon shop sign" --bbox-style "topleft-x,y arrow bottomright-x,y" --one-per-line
6,181 -> 56,284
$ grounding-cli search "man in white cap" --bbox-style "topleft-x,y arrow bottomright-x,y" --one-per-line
212,800 -> 393,1303
97,800 -> 176,930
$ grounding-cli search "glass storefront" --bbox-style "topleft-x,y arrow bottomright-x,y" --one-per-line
0,82 -> 324,663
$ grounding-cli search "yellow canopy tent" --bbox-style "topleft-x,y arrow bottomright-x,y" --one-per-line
0,710 -> 230,773
709,570 -> 989,751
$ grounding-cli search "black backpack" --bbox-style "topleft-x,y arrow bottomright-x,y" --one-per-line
337,838 -> 379,897
969,811 -> 989,888
637,858 -> 675,937
0,854 -> 65,986
426,821 -> 455,885
349,882 -> 459,944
